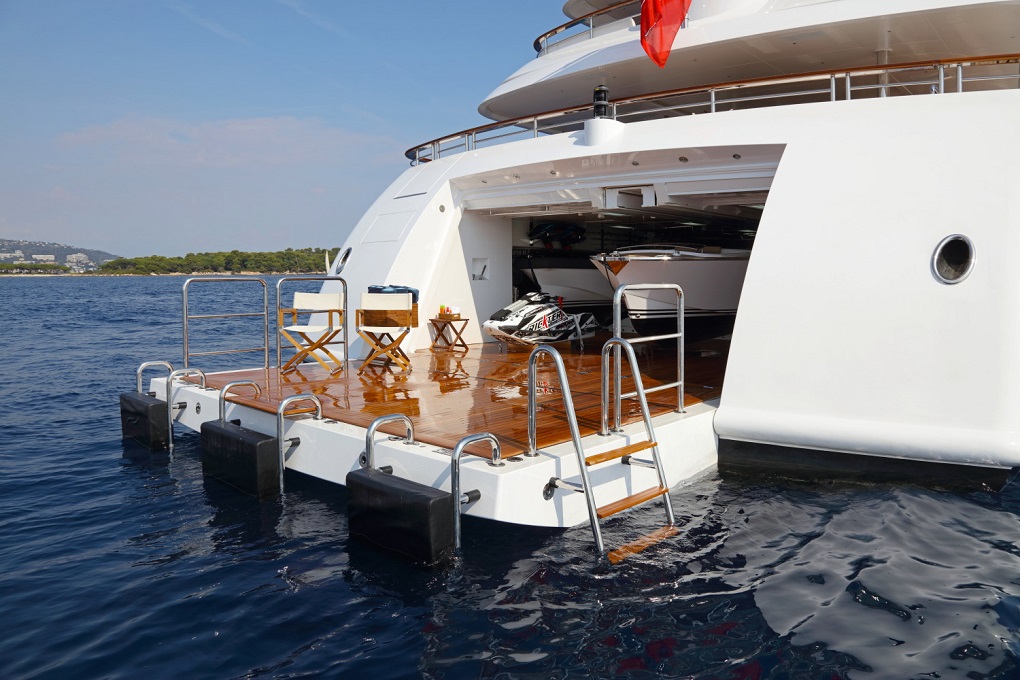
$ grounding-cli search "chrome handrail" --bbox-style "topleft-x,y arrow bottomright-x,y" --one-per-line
527,345 -> 606,550
451,433 -> 502,553
406,54 -> 1020,163
135,360 -> 174,394
599,338 -> 675,527
362,413 -> 415,470
166,368 -> 206,453
182,277 -> 269,369
275,275 -> 349,372
217,380 -> 262,422
275,394 -> 322,493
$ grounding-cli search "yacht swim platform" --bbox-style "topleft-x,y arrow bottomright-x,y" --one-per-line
131,333 -> 725,549
176,336 -> 724,459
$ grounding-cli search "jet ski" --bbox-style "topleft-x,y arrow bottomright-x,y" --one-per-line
483,292 -> 599,346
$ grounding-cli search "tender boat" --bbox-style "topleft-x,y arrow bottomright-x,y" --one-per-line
121,0 -> 1020,562
592,244 -> 751,336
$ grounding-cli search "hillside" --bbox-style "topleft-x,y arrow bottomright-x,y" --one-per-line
0,238 -> 120,272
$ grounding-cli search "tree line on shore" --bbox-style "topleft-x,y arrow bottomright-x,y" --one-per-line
0,262 -> 71,274
98,247 -> 340,275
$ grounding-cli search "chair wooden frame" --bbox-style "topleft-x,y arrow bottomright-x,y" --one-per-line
357,292 -> 415,373
279,291 -> 347,375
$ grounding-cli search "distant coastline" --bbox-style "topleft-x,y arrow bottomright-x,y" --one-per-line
0,241 -> 341,276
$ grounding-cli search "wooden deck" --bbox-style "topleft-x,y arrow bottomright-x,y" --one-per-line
196,335 -> 728,459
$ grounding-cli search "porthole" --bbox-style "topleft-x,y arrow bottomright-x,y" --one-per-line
931,234 -> 974,284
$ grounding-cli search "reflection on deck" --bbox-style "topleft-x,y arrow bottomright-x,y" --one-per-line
196,335 -> 727,458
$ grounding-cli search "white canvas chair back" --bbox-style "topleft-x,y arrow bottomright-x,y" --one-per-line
293,291 -> 343,313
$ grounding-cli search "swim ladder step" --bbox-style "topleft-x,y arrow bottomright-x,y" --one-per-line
585,440 -> 656,466
607,525 -> 680,565
596,485 -> 669,519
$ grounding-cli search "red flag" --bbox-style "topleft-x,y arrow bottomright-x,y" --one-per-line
640,0 -> 692,68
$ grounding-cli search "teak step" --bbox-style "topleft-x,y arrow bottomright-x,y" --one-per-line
585,440 -> 656,466
596,485 -> 669,519
607,525 -> 680,565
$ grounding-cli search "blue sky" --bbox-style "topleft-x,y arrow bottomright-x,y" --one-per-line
0,1 -> 567,257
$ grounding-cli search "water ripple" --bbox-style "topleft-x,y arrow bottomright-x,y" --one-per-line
2,277 -> 1020,678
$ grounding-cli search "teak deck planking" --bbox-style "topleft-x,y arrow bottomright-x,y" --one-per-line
192,337 -> 727,459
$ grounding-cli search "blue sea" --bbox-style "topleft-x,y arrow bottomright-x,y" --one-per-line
3,274 -> 1020,679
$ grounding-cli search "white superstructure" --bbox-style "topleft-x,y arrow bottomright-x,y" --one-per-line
330,0 -> 1020,474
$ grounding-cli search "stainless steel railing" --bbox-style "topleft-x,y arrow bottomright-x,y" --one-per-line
533,0 -> 641,55
406,54 -> 1020,164
182,277 -> 269,369
607,283 -> 684,433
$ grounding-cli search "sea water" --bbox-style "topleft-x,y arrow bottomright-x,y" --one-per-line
1,275 -> 1019,679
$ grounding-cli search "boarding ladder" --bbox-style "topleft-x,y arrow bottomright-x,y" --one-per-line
529,342 -> 676,563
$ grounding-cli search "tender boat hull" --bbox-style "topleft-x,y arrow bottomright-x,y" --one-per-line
592,247 -> 751,336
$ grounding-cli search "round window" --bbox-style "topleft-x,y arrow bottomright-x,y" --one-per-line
931,234 -> 974,284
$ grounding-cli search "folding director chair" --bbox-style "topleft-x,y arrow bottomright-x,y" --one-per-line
279,291 -> 347,375
356,292 -> 414,373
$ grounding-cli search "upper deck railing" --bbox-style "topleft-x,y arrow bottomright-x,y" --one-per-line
404,54 -> 1020,165
534,0 -> 643,55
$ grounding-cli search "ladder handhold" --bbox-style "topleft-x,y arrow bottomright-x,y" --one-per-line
585,440 -> 656,466
607,525 -> 680,564
596,485 -> 669,519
